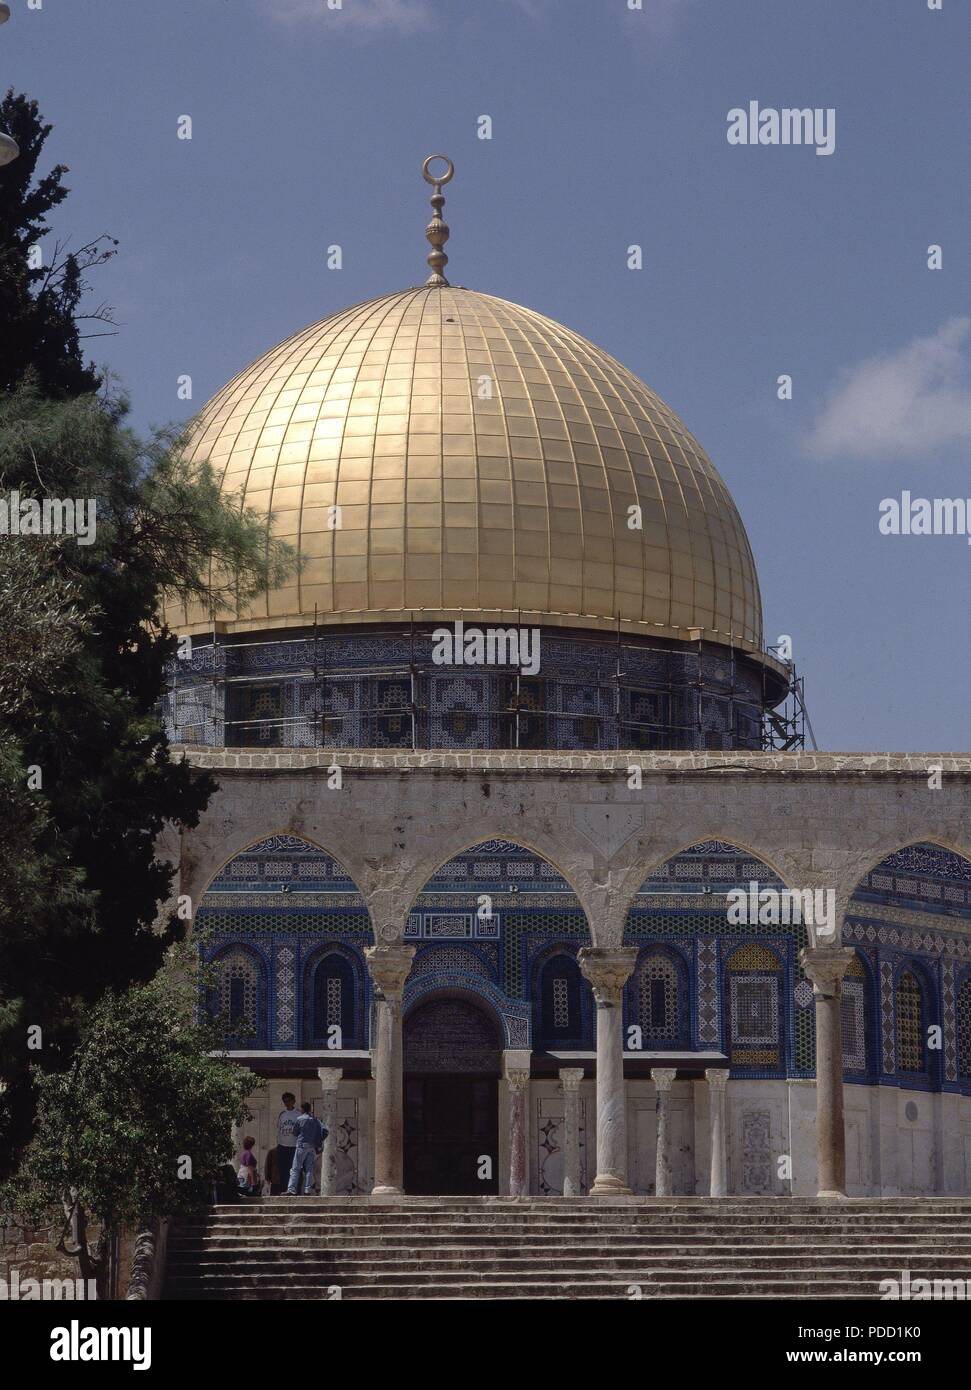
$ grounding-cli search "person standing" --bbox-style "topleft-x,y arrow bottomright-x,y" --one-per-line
276,1092 -> 300,1195
287,1102 -> 327,1196
237,1135 -> 260,1196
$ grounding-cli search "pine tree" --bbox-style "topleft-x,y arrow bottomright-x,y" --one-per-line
0,387 -> 296,1169
0,89 -> 117,398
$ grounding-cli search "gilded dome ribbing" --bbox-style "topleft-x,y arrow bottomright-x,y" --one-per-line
167,285 -> 763,651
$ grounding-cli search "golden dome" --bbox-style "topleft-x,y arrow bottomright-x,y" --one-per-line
168,285 -> 764,651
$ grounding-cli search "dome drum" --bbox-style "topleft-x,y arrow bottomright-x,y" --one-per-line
164,621 -> 784,753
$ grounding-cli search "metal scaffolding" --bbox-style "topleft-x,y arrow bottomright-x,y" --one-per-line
166,623 -> 809,752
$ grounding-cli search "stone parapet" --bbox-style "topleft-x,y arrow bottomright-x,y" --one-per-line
172,745 -> 971,778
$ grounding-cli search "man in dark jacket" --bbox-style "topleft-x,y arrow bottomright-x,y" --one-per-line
286,1102 -> 328,1196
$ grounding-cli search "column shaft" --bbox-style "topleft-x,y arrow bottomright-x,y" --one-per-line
559,1068 -> 585,1197
506,1072 -> 529,1197
705,1068 -> 728,1198
364,944 -> 415,1197
800,946 -> 855,1199
316,1068 -> 342,1197
652,1068 -> 677,1197
578,948 -> 637,1197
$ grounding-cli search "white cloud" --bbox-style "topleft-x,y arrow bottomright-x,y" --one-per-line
264,0 -> 433,35
807,318 -> 971,461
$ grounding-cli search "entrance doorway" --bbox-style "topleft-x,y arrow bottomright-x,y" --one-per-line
403,996 -> 501,1195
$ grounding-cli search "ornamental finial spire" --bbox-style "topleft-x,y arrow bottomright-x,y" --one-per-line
422,154 -> 453,287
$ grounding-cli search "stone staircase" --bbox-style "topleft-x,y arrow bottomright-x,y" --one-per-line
163,1197 -> 971,1300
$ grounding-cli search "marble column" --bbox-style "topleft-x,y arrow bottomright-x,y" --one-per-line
578,947 -> 637,1196
651,1067 -> 677,1197
558,1067 -> 585,1197
705,1068 -> 728,1197
800,945 -> 856,1199
316,1067 -> 342,1197
364,943 -> 415,1197
504,1051 -> 531,1197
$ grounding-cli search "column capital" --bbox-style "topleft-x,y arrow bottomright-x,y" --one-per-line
800,945 -> 856,996
558,1067 -> 585,1092
317,1066 -> 343,1092
705,1068 -> 729,1091
578,946 -> 637,1005
504,1048 -> 531,1094
364,943 -> 416,998
651,1067 -> 677,1092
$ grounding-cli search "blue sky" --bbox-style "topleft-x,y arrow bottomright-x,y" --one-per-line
4,0 -> 970,749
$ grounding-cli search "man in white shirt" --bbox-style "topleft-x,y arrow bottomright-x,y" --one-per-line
275,1092 -> 300,1195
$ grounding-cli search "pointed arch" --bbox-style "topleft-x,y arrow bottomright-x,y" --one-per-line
195,833 -> 371,1052
207,942 -> 268,1049
404,839 -> 591,1052
624,840 -> 802,1072
301,942 -> 366,1048
624,943 -> 691,1049
531,943 -> 593,1051
402,833 -> 595,928
894,959 -> 935,1080
185,827 -> 372,922
848,838 -> 971,898
841,950 -> 877,1081
846,840 -> 968,1090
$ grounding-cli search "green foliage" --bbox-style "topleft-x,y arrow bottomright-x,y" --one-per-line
0,86 -> 297,1197
0,89 -> 116,399
0,387 -> 296,1164
3,963 -> 258,1291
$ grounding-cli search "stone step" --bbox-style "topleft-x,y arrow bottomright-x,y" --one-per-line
167,1262 -> 971,1278
202,1198 -> 971,1210
174,1221 -> 971,1239
243,1196 -> 971,1206
164,1198 -> 971,1300
197,1206 -> 971,1221
179,1212 -> 971,1234
162,1275 -> 898,1300
167,1245 -> 971,1267
200,1200 -> 971,1212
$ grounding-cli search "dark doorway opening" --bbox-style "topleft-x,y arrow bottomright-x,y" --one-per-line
403,995 -> 501,1195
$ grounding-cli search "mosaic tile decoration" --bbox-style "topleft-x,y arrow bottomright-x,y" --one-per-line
896,969 -> 925,1074
302,945 -> 366,1048
845,842 -> 971,1092
697,938 -> 719,1047
627,842 -> 806,1076
196,833 -> 971,1095
957,973 -> 971,1082
165,623 -> 766,753
943,958 -> 957,1083
880,959 -> 896,1075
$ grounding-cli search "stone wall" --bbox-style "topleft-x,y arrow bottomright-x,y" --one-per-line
0,1216 -> 137,1300
168,747 -> 971,947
